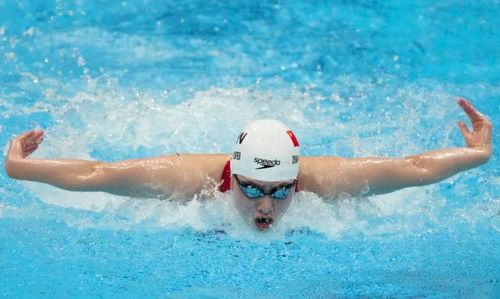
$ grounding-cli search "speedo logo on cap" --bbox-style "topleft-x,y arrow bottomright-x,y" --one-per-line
254,157 -> 281,169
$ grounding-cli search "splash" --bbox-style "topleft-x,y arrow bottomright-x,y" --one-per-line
20,178 -> 460,241
4,77 -> 497,240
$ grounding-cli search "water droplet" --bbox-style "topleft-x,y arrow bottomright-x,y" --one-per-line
4,52 -> 15,60
22,27 -> 35,36
77,56 -> 85,67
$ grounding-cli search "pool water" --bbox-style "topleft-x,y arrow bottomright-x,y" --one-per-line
1,0 -> 499,297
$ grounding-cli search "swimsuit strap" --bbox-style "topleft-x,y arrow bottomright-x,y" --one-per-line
218,160 -> 232,193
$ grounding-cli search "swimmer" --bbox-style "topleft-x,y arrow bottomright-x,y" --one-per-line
5,98 -> 492,230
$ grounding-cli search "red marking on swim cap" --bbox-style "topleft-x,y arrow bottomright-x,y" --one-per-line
287,130 -> 299,147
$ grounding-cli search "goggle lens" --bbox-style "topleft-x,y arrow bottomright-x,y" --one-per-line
235,176 -> 295,200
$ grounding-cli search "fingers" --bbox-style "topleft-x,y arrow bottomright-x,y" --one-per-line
457,97 -> 486,123
456,98 -> 492,150
18,130 -> 35,140
24,130 -> 44,155
457,97 -> 492,133
11,129 -> 44,158
457,121 -> 470,138
24,139 -> 40,152
32,130 -> 44,144
18,130 -> 44,143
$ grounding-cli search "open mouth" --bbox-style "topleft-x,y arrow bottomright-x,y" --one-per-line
254,217 -> 273,230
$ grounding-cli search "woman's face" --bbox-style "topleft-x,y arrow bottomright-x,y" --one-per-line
231,175 -> 295,230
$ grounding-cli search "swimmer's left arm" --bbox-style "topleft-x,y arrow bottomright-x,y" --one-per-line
300,98 -> 492,198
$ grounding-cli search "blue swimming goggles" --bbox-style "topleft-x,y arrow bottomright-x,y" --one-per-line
234,175 -> 296,200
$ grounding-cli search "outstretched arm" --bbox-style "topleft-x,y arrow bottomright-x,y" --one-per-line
299,98 -> 492,198
5,131 -> 228,198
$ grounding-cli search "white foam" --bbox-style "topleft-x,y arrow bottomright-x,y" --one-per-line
454,196 -> 500,232
22,176 -> 450,240
4,78 -> 495,239
24,182 -> 126,211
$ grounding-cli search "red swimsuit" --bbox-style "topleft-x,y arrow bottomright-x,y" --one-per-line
218,160 -> 232,193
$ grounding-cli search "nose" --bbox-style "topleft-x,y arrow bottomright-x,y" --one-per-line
256,196 -> 274,215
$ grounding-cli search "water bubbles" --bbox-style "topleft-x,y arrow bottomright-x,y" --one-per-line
22,27 -> 36,37
4,52 -> 15,61
77,56 -> 85,67
19,72 -> 39,84
43,89 -> 55,98
4,67 -> 495,241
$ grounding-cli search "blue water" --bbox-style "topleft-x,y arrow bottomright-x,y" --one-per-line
1,0 -> 499,297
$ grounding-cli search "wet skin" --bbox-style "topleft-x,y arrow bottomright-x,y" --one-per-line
231,175 -> 295,230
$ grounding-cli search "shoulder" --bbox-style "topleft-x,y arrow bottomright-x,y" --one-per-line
298,156 -> 344,178
151,154 -> 231,197
298,156 -> 344,172
168,153 -> 230,175
297,156 -> 345,196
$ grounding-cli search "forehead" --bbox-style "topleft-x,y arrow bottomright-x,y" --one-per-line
236,175 -> 295,187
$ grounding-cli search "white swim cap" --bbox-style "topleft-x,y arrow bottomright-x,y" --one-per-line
231,119 -> 300,181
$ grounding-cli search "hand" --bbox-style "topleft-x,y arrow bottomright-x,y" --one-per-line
7,130 -> 44,160
457,98 -> 492,153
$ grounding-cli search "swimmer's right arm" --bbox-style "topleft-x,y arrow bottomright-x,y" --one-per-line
5,130 -> 228,198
